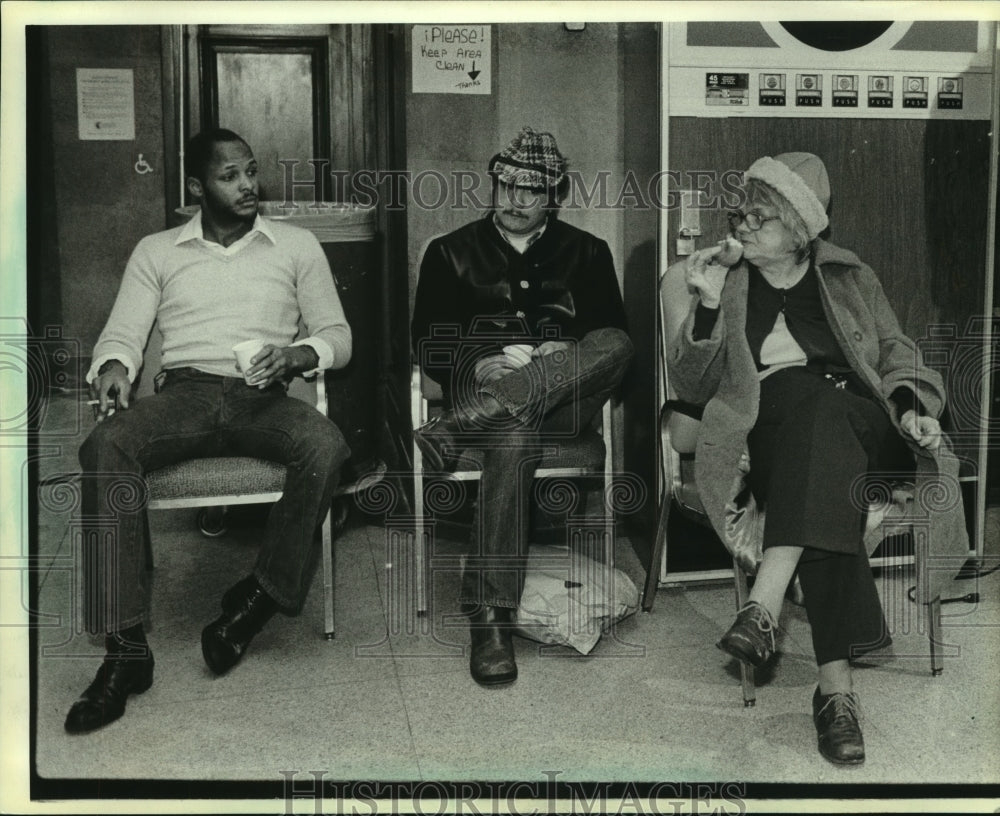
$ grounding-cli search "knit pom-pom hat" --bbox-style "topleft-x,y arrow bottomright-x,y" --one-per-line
745,152 -> 830,239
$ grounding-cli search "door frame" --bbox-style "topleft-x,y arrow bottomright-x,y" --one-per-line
199,34 -> 332,201
162,23 -> 374,214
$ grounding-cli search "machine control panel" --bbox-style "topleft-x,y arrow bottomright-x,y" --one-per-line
868,76 -> 894,107
676,66 -> 983,119
937,77 -> 964,109
759,73 -> 786,106
902,76 -> 929,108
831,75 -> 859,108
795,74 -> 823,106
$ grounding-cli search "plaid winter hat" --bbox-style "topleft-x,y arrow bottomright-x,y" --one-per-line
490,126 -> 567,189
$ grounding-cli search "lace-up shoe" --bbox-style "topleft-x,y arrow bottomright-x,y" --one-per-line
716,600 -> 778,667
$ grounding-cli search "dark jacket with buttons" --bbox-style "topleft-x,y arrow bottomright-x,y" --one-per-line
668,238 -> 967,603
411,213 -> 627,395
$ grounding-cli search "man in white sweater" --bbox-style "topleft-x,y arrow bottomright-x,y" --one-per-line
65,129 -> 352,734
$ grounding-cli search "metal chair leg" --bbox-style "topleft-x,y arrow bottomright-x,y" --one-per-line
642,497 -> 670,612
928,595 -> 944,676
142,511 -> 155,570
414,465 -> 427,616
321,509 -> 335,640
739,661 -> 757,708
733,559 -> 756,706
603,443 -> 615,583
733,558 -> 751,607
604,494 -> 614,576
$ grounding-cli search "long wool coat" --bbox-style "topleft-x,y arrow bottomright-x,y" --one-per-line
667,239 -> 968,604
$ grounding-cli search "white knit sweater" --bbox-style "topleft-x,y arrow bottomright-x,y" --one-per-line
87,212 -> 351,383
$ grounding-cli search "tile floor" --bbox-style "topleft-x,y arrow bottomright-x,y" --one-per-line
26,393 -> 1000,799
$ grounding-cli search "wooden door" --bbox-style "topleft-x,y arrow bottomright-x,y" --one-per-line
200,33 -> 329,202
180,24 -> 372,207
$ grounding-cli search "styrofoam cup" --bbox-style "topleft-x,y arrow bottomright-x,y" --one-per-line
503,344 -> 534,368
232,339 -> 267,383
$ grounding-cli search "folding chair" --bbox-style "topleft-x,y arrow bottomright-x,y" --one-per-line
410,364 -> 615,615
642,262 -> 944,706
137,324 -> 379,640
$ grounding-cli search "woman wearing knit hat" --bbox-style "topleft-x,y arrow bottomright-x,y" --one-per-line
667,152 -> 968,766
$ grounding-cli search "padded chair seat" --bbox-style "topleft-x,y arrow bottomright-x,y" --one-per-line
447,430 -> 607,472
669,471 -> 914,538
146,457 -> 285,500
411,363 -> 616,615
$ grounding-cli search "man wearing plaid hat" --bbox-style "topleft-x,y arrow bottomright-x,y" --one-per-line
411,127 -> 633,686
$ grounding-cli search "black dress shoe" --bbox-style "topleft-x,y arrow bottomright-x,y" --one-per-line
466,604 -> 518,687
201,576 -> 278,675
64,652 -> 154,734
812,687 -> 865,766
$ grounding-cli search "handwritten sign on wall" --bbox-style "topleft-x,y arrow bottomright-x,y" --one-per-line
77,68 -> 135,140
412,25 -> 490,94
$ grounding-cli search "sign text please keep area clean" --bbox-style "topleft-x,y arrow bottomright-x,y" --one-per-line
412,25 -> 490,94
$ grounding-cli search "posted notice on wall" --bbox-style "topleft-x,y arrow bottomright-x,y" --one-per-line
77,68 -> 135,140
412,25 -> 490,94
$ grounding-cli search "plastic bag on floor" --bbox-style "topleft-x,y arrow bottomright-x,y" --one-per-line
514,544 -> 639,654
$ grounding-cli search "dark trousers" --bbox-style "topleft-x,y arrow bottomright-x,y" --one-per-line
747,367 -> 914,664
78,368 -> 350,634
456,327 -> 633,608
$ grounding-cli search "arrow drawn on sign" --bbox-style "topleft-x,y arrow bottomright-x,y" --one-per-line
468,61 -> 480,81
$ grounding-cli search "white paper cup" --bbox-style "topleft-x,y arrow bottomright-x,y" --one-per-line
503,344 -> 534,368
232,339 -> 266,383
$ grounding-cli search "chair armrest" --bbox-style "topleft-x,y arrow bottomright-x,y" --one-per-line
661,400 -> 702,455
601,397 -> 614,474
314,375 -> 328,418
419,367 -> 444,403
662,399 -> 703,421
411,363 -> 426,427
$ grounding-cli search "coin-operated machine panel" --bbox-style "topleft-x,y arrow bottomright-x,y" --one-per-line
657,20 -> 997,581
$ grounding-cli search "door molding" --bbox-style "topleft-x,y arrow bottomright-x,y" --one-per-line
167,24 -> 374,208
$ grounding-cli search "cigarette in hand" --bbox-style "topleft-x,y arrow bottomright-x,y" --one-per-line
87,399 -> 117,419
714,236 -> 744,267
